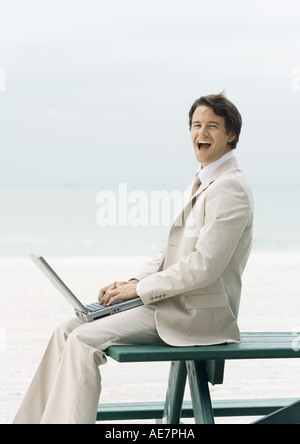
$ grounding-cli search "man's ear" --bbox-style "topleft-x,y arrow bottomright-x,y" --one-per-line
228,132 -> 236,143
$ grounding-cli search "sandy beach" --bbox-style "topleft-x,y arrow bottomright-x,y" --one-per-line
1,252 -> 300,424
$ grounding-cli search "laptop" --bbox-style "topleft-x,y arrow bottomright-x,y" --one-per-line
30,255 -> 143,322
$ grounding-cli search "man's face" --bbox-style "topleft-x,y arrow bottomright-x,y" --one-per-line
190,106 -> 235,168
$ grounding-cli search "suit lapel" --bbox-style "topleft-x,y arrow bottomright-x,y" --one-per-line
172,157 -> 239,228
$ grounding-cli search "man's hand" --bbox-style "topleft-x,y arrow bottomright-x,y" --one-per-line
98,280 -> 139,306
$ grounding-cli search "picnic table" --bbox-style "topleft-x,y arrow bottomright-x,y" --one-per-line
97,332 -> 300,424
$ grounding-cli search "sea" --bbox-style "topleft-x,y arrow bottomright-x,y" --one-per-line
1,183 -> 300,257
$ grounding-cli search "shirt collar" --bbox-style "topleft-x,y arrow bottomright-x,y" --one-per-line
196,151 -> 235,184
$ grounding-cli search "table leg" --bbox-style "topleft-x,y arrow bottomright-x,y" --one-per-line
160,361 -> 187,424
186,361 -> 215,424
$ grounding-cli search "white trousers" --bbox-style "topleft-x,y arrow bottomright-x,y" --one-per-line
13,304 -> 163,424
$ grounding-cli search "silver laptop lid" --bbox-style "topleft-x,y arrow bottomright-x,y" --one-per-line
30,255 -> 88,313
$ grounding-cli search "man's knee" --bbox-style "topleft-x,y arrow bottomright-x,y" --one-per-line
53,317 -> 83,343
64,324 -> 107,367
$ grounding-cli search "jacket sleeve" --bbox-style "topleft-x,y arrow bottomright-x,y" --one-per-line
138,178 -> 253,305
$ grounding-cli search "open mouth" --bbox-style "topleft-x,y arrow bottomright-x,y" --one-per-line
197,141 -> 212,150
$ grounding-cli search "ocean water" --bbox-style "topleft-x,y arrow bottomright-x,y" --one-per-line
1,184 -> 300,257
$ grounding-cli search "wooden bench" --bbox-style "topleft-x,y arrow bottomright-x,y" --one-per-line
97,332 -> 300,424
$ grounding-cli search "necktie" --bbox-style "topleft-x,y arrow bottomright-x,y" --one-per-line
191,175 -> 201,197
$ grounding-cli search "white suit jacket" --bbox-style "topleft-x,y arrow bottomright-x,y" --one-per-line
133,157 -> 254,346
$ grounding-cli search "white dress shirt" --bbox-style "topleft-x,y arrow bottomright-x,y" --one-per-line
197,150 -> 235,184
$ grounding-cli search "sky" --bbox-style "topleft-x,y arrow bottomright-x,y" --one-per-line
0,0 -> 300,188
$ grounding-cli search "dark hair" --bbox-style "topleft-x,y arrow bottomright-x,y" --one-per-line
188,92 -> 243,149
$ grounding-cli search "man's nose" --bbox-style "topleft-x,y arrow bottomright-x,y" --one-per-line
198,126 -> 209,137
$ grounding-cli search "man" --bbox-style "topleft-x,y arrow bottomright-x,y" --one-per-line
13,93 -> 254,424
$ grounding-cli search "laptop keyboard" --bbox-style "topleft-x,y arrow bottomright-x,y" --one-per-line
86,300 -> 123,312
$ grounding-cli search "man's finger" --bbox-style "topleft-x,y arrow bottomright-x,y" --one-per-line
102,288 -> 121,303
98,282 -> 117,302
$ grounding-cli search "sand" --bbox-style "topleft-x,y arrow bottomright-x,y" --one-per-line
1,252 -> 300,424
